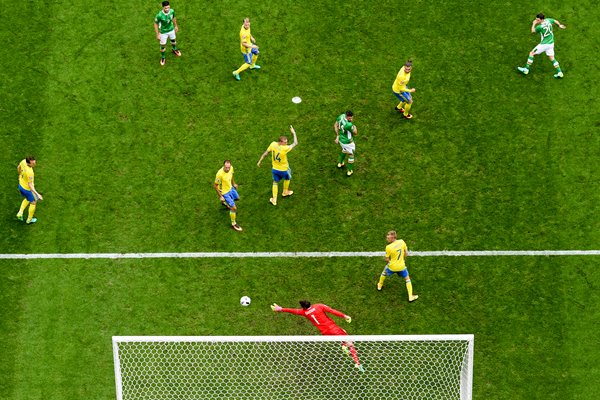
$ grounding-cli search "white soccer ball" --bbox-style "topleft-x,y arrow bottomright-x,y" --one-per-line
240,296 -> 251,306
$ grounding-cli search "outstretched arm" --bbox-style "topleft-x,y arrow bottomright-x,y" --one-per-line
554,19 -> 566,29
289,125 -> 298,149
271,304 -> 305,315
257,148 -> 269,167
322,304 -> 351,322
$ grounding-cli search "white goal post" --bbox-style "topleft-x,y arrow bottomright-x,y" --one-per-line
112,334 -> 474,400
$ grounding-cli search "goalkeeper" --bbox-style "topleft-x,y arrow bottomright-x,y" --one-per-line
271,300 -> 364,372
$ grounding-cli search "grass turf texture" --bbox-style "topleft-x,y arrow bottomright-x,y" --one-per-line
1,0 -> 599,399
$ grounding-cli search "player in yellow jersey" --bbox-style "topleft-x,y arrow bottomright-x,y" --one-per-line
16,156 -> 44,224
232,17 -> 260,81
257,125 -> 298,206
214,160 -> 242,231
392,58 -> 416,119
377,230 -> 418,302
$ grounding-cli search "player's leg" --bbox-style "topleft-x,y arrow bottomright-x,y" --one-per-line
282,169 -> 293,196
547,48 -> 563,78
17,187 -> 35,222
159,33 -> 168,65
341,340 -> 362,368
337,151 -> 346,168
27,199 -> 38,224
249,47 -> 260,69
518,48 -> 538,74
403,99 -> 413,118
346,146 -> 355,176
17,193 -> 29,221
169,31 -> 181,56
377,266 -> 391,290
402,94 -> 413,119
270,171 -> 281,205
401,269 -> 418,302
233,53 -> 251,80
393,91 -> 405,112
224,190 -> 242,231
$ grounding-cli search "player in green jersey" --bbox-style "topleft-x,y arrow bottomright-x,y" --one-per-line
334,110 -> 358,176
518,13 -> 566,78
153,1 -> 181,66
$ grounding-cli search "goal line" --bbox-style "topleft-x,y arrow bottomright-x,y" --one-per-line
1,250 -> 599,259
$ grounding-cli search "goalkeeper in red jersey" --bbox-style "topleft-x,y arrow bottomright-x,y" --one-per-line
271,300 -> 364,372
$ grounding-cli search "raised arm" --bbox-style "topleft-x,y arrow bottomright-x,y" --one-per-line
288,125 -> 298,149
530,19 -> 540,33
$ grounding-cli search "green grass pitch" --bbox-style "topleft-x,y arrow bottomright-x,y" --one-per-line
1,0 -> 599,399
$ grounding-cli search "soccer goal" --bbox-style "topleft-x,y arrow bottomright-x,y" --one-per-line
112,334 -> 474,400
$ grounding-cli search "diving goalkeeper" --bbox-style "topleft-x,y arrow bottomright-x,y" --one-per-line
271,300 -> 364,372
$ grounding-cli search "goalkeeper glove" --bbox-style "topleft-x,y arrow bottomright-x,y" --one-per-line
271,303 -> 282,312
345,315 -> 352,323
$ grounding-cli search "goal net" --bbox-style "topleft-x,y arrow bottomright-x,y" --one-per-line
112,335 -> 474,400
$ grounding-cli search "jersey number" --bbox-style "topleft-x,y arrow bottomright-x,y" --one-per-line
274,153 -> 281,162
310,315 -> 320,325
542,25 -> 552,37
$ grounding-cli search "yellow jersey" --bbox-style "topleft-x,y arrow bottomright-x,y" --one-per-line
392,67 -> 411,93
240,25 -> 252,53
385,239 -> 408,271
215,166 -> 234,194
18,159 -> 34,190
268,142 -> 292,171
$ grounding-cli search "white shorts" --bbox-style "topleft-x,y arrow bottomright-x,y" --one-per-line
532,43 -> 554,57
159,30 -> 176,45
340,141 -> 355,155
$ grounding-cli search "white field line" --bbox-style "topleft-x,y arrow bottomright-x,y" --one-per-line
0,250 -> 599,260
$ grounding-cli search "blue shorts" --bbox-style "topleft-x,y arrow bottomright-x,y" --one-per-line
243,47 -> 259,64
393,91 -> 412,103
19,185 -> 35,202
383,267 -> 409,278
222,187 -> 239,208
272,168 -> 291,182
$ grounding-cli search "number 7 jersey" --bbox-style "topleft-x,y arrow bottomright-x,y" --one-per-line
386,239 -> 408,271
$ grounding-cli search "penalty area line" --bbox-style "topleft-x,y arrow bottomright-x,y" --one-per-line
0,250 -> 599,260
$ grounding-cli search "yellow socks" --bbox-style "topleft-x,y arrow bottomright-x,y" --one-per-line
27,204 -> 36,222
251,54 -> 258,67
272,183 -> 278,199
18,199 -> 29,216
234,63 -> 250,75
404,103 -> 412,116
283,180 -> 290,193
396,101 -> 405,109
378,275 -> 386,287
406,280 -> 414,299
229,211 -> 236,225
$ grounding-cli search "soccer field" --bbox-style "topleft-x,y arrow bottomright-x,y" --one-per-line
1,0 -> 599,399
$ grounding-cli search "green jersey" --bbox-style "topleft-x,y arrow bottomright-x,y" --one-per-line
155,9 -> 176,34
535,18 -> 556,45
336,114 -> 354,144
